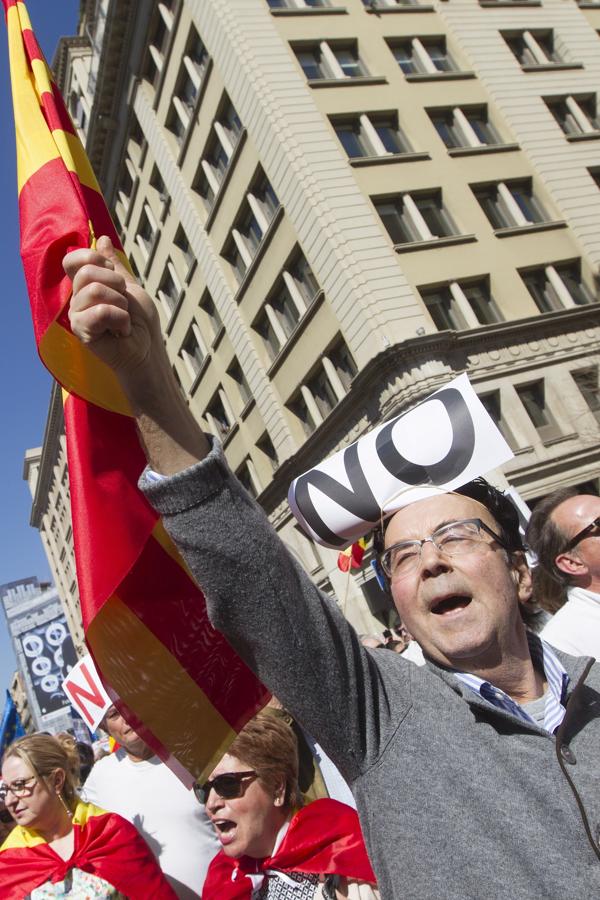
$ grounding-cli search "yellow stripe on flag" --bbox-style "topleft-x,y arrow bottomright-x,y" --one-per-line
40,322 -> 131,417
88,596 -> 238,783
6,5 -> 60,193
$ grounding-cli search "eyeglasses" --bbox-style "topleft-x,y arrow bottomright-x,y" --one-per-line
562,516 -> 600,553
380,518 -> 506,581
193,770 -> 257,805
0,776 -> 37,802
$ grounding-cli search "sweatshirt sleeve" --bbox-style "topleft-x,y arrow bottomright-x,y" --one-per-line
139,438 -> 412,784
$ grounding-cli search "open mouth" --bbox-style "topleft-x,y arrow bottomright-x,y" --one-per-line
431,595 -> 472,615
212,819 -> 237,845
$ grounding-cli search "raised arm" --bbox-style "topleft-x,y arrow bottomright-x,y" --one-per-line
64,236 -> 209,474
64,238 -> 410,783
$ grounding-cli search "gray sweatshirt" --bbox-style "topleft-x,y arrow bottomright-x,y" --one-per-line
141,440 -> 600,900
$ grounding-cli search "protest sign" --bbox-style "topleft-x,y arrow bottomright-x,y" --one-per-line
288,373 -> 513,547
62,655 -> 112,731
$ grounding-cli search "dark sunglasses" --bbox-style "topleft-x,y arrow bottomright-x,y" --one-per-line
562,516 -> 600,553
193,770 -> 257,805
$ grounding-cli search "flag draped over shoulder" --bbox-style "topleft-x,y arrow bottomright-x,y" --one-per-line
1,0 -> 268,785
0,691 -> 25,756
0,801 -> 177,899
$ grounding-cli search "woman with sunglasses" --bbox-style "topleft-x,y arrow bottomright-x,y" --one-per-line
0,732 -> 177,899
201,714 -> 378,899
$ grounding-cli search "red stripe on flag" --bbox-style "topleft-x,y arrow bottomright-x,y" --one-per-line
64,395 -> 157,617
1,0 -> 18,14
40,82 -> 77,136
21,24 -> 43,63
19,161 -> 89,344
66,388 -> 267,728
118,530 -> 268,728
19,161 -> 120,342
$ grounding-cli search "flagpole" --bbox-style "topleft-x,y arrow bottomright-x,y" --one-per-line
341,566 -> 352,617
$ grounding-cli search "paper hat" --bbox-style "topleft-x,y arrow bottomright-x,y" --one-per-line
288,373 -> 513,549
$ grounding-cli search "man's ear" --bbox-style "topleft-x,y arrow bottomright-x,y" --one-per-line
554,551 -> 587,579
511,552 -> 533,605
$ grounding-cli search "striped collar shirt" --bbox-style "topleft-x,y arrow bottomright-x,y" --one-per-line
453,636 -> 569,734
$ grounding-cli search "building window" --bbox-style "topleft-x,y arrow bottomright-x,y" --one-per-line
374,191 -> 457,245
135,205 -> 157,261
167,35 -> 209,147
205,388 -> 235,440
115,158 -> 136,221
545,95 -> 600,137
184,27 -> 208,85
479,392 -> 517,449
143,2 -> 173,84
421,278 -> 502,330
179,323 -> 206,381
589,167 -> 600,189
194,97 -> 243,210
257,431 -> 278,471
503,30 -> 564,67
333,112 -> 411,158
149,165 -> 168,219
473,180 -> 549,230
174,226 -> 195,274
199,291 -> 223,342
225,174 -> 280,283
516,382 -> 561,442
572,368 -> 600,424
157,260 -> 181,317
363,0 -> 422,6
269,0 -> 330,6
228,360 -> 252,408
236,458 -> 261,499
520,262 -> 594,312
254,252 -> 319,361
390,37 -> 458,76
166,100 -> 188,145
294,41 -> 368,81
428,105 -> 502,149
289,339 -> 357,435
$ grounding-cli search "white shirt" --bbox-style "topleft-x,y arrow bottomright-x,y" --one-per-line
83,750 -> 219,898
540,586 -> 600,659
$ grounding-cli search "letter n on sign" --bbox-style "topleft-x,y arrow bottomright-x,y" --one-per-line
62,654 -> 112,730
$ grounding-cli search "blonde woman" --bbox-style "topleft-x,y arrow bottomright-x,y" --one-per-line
0,732 -> 176,899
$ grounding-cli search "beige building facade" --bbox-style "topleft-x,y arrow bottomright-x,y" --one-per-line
9,671 -> 33,734
30,0 -> 600,637
24,385 -> 86,655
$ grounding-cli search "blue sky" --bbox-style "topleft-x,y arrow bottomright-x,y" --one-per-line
0,1 -> 80,698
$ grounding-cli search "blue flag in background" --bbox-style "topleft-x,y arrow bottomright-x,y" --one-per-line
0,691 -> 25,756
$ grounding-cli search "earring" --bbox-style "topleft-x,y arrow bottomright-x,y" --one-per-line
57,791 -> 73,818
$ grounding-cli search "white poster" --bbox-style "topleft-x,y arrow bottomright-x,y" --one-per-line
62,654 -> 112,731
288,373 -> 513,548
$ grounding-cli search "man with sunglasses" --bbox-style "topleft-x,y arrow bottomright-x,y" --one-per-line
527,489 -> 600,658
64,239 -> 600,900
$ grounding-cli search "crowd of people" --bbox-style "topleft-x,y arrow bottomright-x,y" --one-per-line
0,238 -> 598,898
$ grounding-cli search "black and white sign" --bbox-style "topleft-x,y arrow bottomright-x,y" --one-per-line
288,374 -> 513,548
20,614 -> 75,715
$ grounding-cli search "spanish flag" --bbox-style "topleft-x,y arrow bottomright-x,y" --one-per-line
1,0 -> 268,784
337,538 -> 367,573
0,801 -> 177,899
